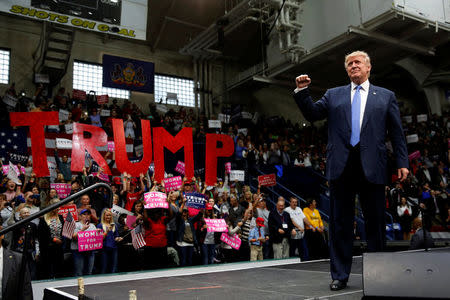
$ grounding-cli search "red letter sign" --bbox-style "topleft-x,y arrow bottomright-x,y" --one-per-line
71,123 -> 111,174
113,119 -> 152,177
153,127 -> 193,182
10,112 -> 59,177
205,134 -> 234,186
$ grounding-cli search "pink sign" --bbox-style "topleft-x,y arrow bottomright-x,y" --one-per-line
164,176 -> 182,192
144,191 -> 168,209
126,215 -> 137,229
205,218 -> 227,233
58,204 -> 78,221
92,172 -> 110,182
175,161 -> 185,174
2,165 -> 26,175
50,183 -> 72,199
408,150 -> 421,161
225,162 -> 231,174
77,230 -> 103,252
220,232 -> 241,250
108,141 -> 115,152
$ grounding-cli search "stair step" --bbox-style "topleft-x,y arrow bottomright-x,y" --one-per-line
47,47 -> 70,54
45,56 -> 67,63
48,38 -> 72,44
51,26 -> 73,35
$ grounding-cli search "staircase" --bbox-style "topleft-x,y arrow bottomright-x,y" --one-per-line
33,22 -> 74,87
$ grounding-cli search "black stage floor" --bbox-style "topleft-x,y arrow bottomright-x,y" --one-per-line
35,247 -> 450,300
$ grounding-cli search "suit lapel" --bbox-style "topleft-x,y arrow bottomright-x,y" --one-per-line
344,84 -> 352,130
361,84 -> 376,133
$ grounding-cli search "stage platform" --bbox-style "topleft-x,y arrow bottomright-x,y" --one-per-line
34,247 -> 450,300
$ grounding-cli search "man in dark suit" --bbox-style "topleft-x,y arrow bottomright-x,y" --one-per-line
268,197 -> 296,259
0,220 -> 33,300
294,51 -> 409,291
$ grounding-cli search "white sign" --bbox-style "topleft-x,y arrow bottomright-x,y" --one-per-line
3,94 -> 17,107
34,73 -> 50,83
59,109 -> 70,122
406,134 -> 419,144
65,123 -> 73,134
230,170 -> 245,182
111,204 -> 133,222
156,104 -> 169,114
218,113 -> 230,123
417,114 -> 427,123
208,120 -> 222,129
56,138 -> 72,149
402,116 -> 412,123
100,109 -> 111,117
237,128 -> 248,136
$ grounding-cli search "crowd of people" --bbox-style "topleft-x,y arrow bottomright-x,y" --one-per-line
0,82 -> 448,279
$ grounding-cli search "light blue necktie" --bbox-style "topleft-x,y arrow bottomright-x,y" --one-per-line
350,85 -> 362,147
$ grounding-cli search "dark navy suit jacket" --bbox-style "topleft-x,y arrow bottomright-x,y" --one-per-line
294,84 -> 408,184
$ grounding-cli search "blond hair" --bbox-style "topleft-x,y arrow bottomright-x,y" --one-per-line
44,198 -> 61,225
344,50 -> 371,67
101,208 -> 115,232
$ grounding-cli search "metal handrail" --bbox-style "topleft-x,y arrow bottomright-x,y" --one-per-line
0,182 -> 113,236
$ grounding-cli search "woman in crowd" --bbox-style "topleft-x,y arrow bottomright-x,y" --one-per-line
0,194 -> 13,227
397,197 -> 413,240
166,191 -> 180,247
38,198 -> 65,279
42,188 -> 58,209
77,194 -> 99,224
71,209 -> 99,276
130,199 -> 145,229
176,196 -> 202,267
198,203 -> 217,265
97,208 -> 122,273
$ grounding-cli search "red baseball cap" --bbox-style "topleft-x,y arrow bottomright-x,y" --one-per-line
206,203 -> 213,210
256,217 -> 265,227
113,177 -> 121,185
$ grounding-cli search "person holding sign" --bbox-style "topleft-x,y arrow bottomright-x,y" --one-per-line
71,209 -> 100,276
38,198 -> 65,279
198,204 -> 218,265
97,209 -> 123,274
176,195 -> 203,267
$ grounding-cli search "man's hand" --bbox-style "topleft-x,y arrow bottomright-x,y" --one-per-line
278,229 -> 285,234
397,168 -> 409,182
295,75 -> 311,89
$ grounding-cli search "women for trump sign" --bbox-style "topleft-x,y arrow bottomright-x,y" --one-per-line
144,191 -> 168,209
78,230 -> 103,252
204,218 -> 227,232
220,232 -> 241,250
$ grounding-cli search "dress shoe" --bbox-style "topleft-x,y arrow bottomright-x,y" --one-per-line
330,280 -> 347,291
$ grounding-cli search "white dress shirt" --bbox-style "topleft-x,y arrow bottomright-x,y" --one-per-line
351,80 -> 370,129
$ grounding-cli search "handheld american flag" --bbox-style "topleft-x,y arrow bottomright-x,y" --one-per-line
62,211 -> 76,239
131,224 -> 146,249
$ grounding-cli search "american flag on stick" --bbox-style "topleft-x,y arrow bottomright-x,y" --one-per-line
62,211 -> 76,239
131,224 -> 146,249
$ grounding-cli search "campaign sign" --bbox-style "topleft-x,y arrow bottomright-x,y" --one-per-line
144,191 -> 168,209
78,230 -> 103,252
72,89 -> 86,100
402,116 -> 413,123
3,94 -> 18,107
56,138 -> 72,149
258,174 -> 276,187
65,123 -> 73,134
107,141 -> 115,152
164,176 -> 182,192
208,120 -> 221,129
185,192 -> 206,209
2,165 -> 25,175
175,161 -> 185,174
205,218 -> 227,233
406,134 -> 419,144
408,150 -> 421,161
126,215 -> 137,228
92,172 -> 110,182
230,170 -> 245,182
58,204 -> 78,221
111,204 -> 133,222
417,114 -> 427,123
100,109 -> 111,117
97,95 -> 109,105
59,109 -> 70,122
220,232 -> 241,250
50,183 -> 72,199
225,162 -> 231,174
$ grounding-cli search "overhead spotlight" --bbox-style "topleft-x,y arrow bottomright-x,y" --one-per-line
110,0 -> 119,3
69,10 -> 82,16
302,123 -> 306,127
88,11 -> 93,15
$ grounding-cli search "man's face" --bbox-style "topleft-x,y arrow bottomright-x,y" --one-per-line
62,155 -> 68,163
346,55 -> 371,84
277,201 -> 285,212
290,199 -> 297,209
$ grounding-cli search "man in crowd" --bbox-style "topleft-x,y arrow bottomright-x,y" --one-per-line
269,197 -> 295,259
284,197 -> 312,261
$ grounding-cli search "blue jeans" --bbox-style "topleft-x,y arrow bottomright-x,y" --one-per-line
100,247 -> 118,273
201,244 -> 215,265
72,250 -> 95,276
178,246 -> 194,266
